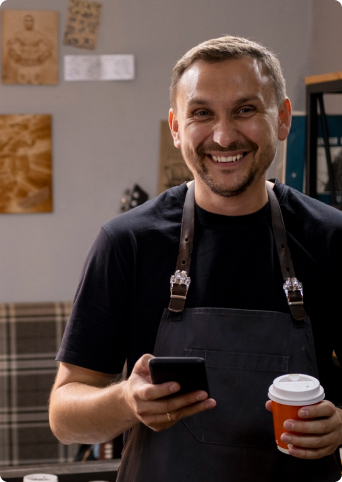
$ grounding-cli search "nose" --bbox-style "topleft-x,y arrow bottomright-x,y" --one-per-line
212,117 -> 238,147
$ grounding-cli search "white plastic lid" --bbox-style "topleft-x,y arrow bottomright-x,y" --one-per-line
23,475 -> 58,482
268,373 -> 325,406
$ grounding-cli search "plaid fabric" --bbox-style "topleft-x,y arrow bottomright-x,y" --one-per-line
0,302 -> 78,466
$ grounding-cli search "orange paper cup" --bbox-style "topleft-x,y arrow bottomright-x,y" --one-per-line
268,374 -> 324,454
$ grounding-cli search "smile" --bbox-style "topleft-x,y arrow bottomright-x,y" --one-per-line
211,153 -> 244,163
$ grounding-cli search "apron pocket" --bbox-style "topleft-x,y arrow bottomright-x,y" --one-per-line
182,348 -> 289,448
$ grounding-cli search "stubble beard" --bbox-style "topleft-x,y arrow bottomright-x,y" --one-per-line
181,141 -> 277,198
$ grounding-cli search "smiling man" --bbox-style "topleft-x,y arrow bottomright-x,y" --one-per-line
169,55 -> 291,215
50,36 -> 342,482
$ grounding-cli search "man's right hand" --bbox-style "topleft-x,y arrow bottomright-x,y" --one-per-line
49,355 -> 216,445
123,354 -> 216,431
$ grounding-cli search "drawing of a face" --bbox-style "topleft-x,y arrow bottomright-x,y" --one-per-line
23,15 -> 35,30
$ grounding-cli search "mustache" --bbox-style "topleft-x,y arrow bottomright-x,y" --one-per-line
197,141 -> 258,155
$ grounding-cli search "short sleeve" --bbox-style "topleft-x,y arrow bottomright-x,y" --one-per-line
56,227 -> 133,374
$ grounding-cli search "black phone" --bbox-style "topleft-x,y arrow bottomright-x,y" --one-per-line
149,357 -> 210,396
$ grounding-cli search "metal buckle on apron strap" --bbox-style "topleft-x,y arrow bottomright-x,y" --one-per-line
283,277 -> 304,306
170,270 -> 191,300
169,270 -> 191,312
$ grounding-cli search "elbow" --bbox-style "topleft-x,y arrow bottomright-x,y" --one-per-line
49,393 -> 75,445
49,410 -> 74,446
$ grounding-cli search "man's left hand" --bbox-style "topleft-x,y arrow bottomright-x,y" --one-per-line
266,400 -> 342,459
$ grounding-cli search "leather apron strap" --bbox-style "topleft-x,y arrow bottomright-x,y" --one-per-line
168,181 -> 195,312
266,184 -> 306,321
168,182 -> 307,321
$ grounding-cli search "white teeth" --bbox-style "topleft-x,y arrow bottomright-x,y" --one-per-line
212,153 -> 244,163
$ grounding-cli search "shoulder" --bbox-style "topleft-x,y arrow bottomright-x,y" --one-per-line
274,181 -> 342,231
273,181 -> 342,267
102,183 -> 187,242
82,184 -> 187,271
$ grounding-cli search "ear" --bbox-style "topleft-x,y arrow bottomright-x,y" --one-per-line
277,98 -> 292,141
169,109 -> 181,149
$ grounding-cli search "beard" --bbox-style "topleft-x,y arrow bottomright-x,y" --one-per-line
181,140 -> 277,198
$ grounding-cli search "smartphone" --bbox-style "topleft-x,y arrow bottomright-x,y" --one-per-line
149,357 -> 210,396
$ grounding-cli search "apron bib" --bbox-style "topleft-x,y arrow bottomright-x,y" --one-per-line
117,183 -> 341,482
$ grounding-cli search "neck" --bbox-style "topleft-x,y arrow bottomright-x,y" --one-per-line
192,178 -> 272,216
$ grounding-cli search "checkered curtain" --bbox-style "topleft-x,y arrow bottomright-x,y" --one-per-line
0,302 -> 78,466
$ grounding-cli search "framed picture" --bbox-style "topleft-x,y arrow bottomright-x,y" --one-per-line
158,120 -> 193,194
1,10 -> 58,85
63,0 -> 102,50
0,114 -> 53,214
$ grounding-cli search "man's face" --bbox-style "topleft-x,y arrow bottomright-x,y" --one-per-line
169,57 -> 291,200
24,16 -> 34,30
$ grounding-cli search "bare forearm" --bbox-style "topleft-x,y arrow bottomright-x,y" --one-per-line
49,379 -> 137,445
49,356 -> 215,446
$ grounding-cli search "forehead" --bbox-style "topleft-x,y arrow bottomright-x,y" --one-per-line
175,57 -> 275,108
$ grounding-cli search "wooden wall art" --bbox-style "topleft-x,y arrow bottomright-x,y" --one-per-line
158,120 -> 193,194
63,0 -> 102,50
1,10 -> 58,85
0,115 -> 53,214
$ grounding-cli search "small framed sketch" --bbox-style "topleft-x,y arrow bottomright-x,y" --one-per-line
0,115 -> 53,214
1,10 -> 59,85
64,0 -> 102,50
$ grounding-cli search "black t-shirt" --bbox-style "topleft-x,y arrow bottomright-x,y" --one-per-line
57,181 -> 342,403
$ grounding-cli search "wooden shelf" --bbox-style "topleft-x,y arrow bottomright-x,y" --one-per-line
305,71 -> 342,85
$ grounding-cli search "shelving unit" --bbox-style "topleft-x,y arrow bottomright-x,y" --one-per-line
305,72 -> 342,206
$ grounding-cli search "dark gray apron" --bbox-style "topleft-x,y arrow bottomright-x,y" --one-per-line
117,183 -> 341,482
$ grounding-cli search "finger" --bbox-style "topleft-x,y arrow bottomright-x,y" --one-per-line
133,353 -> 155,379
134,389 -> 211,423
281,431 -> 332,450
145,397 -> 217,431
283,416 -> 334,435
295,400 -> 335,420
139,380 -> 181,401
163,390 -> 212,414
171,397 -> 216,422
142,389 -> 211,414
265,400 -> 273,412
287,444 -> 331,460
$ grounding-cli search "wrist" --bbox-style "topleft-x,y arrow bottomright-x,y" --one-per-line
118,379 -> 140,426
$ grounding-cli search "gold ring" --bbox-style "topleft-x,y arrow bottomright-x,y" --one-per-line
167,412 -> 172,422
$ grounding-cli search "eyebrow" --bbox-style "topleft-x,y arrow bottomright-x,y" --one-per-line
186,98 -> 209,108
186,94 -> 262,108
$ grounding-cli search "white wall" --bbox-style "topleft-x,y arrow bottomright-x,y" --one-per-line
0,0 -> 313,302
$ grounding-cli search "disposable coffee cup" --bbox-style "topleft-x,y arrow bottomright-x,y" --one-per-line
268,373 -> 324,454
23,475 -> 58,482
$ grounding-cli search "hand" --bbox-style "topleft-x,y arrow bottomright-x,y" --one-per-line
266,400 -> 342,459
123,354 -> 216,432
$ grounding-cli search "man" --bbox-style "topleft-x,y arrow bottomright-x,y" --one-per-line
49,36 -> 342,481
6,14 -> 52,84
